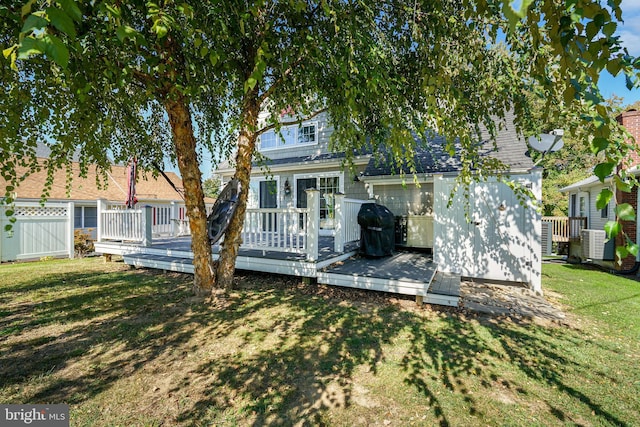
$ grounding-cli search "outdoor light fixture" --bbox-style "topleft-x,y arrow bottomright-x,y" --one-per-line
284,179 -> 292,196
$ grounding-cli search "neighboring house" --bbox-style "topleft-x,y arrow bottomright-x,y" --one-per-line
217,110 -> 543,292
560,109 -> 640,270
0,150 -> 191,262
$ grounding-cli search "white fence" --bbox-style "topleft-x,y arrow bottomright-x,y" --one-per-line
343,198 -> 368,243
0,202 -> 74,262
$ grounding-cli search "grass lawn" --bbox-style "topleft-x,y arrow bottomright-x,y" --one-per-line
1,258 -> 638,426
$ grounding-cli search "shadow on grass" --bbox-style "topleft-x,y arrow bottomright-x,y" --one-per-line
0,264 -> 632,426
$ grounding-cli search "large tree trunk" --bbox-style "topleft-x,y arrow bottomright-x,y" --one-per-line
215,91 -> 260,290
164,95 -> 214,295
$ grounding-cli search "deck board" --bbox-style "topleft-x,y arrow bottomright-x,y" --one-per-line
322,251 -> 436,284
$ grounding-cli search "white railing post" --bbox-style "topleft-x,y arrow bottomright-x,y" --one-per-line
142,205 -> 153,247
306,189 -> 320,262
67,201 -> 75,259
334,193 -> 345,252
96,198 -> 106,243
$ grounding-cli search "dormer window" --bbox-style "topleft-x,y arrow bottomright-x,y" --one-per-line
259,123 -> 317,151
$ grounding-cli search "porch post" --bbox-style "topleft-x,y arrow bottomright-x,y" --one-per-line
306,189 -> 320,262
142,205 -> 153,247
67,201 -> 75,259
333,193 -> 345,253
96,198 -> 106,243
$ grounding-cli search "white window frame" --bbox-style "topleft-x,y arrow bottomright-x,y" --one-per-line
258,122 -> 318,151
74,205 -> 98,229
293,172 -> 344,207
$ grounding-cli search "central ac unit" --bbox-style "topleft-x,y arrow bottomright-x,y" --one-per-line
581,229 -> 606,260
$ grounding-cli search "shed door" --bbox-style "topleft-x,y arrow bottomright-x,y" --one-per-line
471,182 -> 528,283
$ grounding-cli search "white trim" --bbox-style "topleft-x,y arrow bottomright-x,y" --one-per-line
216,155 -> 371,176
316,271 -> 434,297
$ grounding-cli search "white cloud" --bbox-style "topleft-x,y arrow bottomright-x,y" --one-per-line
616,1 -> 640,56
621,0 -> 640,14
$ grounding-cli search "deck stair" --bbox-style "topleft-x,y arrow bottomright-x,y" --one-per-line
425,272 -> 461,307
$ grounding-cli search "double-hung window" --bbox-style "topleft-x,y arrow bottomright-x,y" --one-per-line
259,123 -> 317,151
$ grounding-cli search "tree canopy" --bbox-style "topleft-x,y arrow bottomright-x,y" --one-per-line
2,0 -> 640,293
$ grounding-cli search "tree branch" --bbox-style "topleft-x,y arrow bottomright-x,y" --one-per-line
258,54 -> 305,105
257,107 -> 328,136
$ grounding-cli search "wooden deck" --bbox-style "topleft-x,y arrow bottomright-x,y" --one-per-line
317,251 -> 459,306
94,238 -> 460,307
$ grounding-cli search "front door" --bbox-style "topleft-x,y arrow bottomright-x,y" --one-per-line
297,178 -> 316,228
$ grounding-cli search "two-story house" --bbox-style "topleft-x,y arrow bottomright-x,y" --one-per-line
216,110 -> 543,292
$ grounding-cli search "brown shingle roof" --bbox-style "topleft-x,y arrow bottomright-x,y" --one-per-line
3,160 -> 185,203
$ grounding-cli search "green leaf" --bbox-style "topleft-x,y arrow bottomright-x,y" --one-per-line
21,0 -> 35,17
602,21 -> 616,37
614,175 -> 632,192
590,137 -> 608,153
626,74 -> 634,90
5,209 -> 14,217
42,34 -> 69,68
17,37 -> 46,58
616,203 -> 635,221
21,14 -> 48,33
244,76 -> 257,93
46,7 -> 76,38
596,188 -> 612,210
585,21 -> 598,40
116,26 -> 137,42
4,224 -> 12,232
606,59 -> 621,76
209,52 -> 219,67
605,220 -> 621,239
593,162 -> 615,181
58,0 -> 82,22
616,245 -> 629,261
627,242 -> 639,258
2,46 -> 15,59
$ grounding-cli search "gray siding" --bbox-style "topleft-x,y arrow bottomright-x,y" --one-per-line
374,183 -> 434,216
589,186 -> 615,231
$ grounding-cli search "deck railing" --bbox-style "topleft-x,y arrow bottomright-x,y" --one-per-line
542,216 -> 588,243
99,207 -> 152,245
97,191 -> 366,261
241,207 -> 309,253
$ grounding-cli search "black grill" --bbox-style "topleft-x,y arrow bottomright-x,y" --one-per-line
357,203 -> 395,257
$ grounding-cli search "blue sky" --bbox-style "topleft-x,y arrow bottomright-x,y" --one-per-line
599,0 -> 640,105
175,2 -> 640,179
